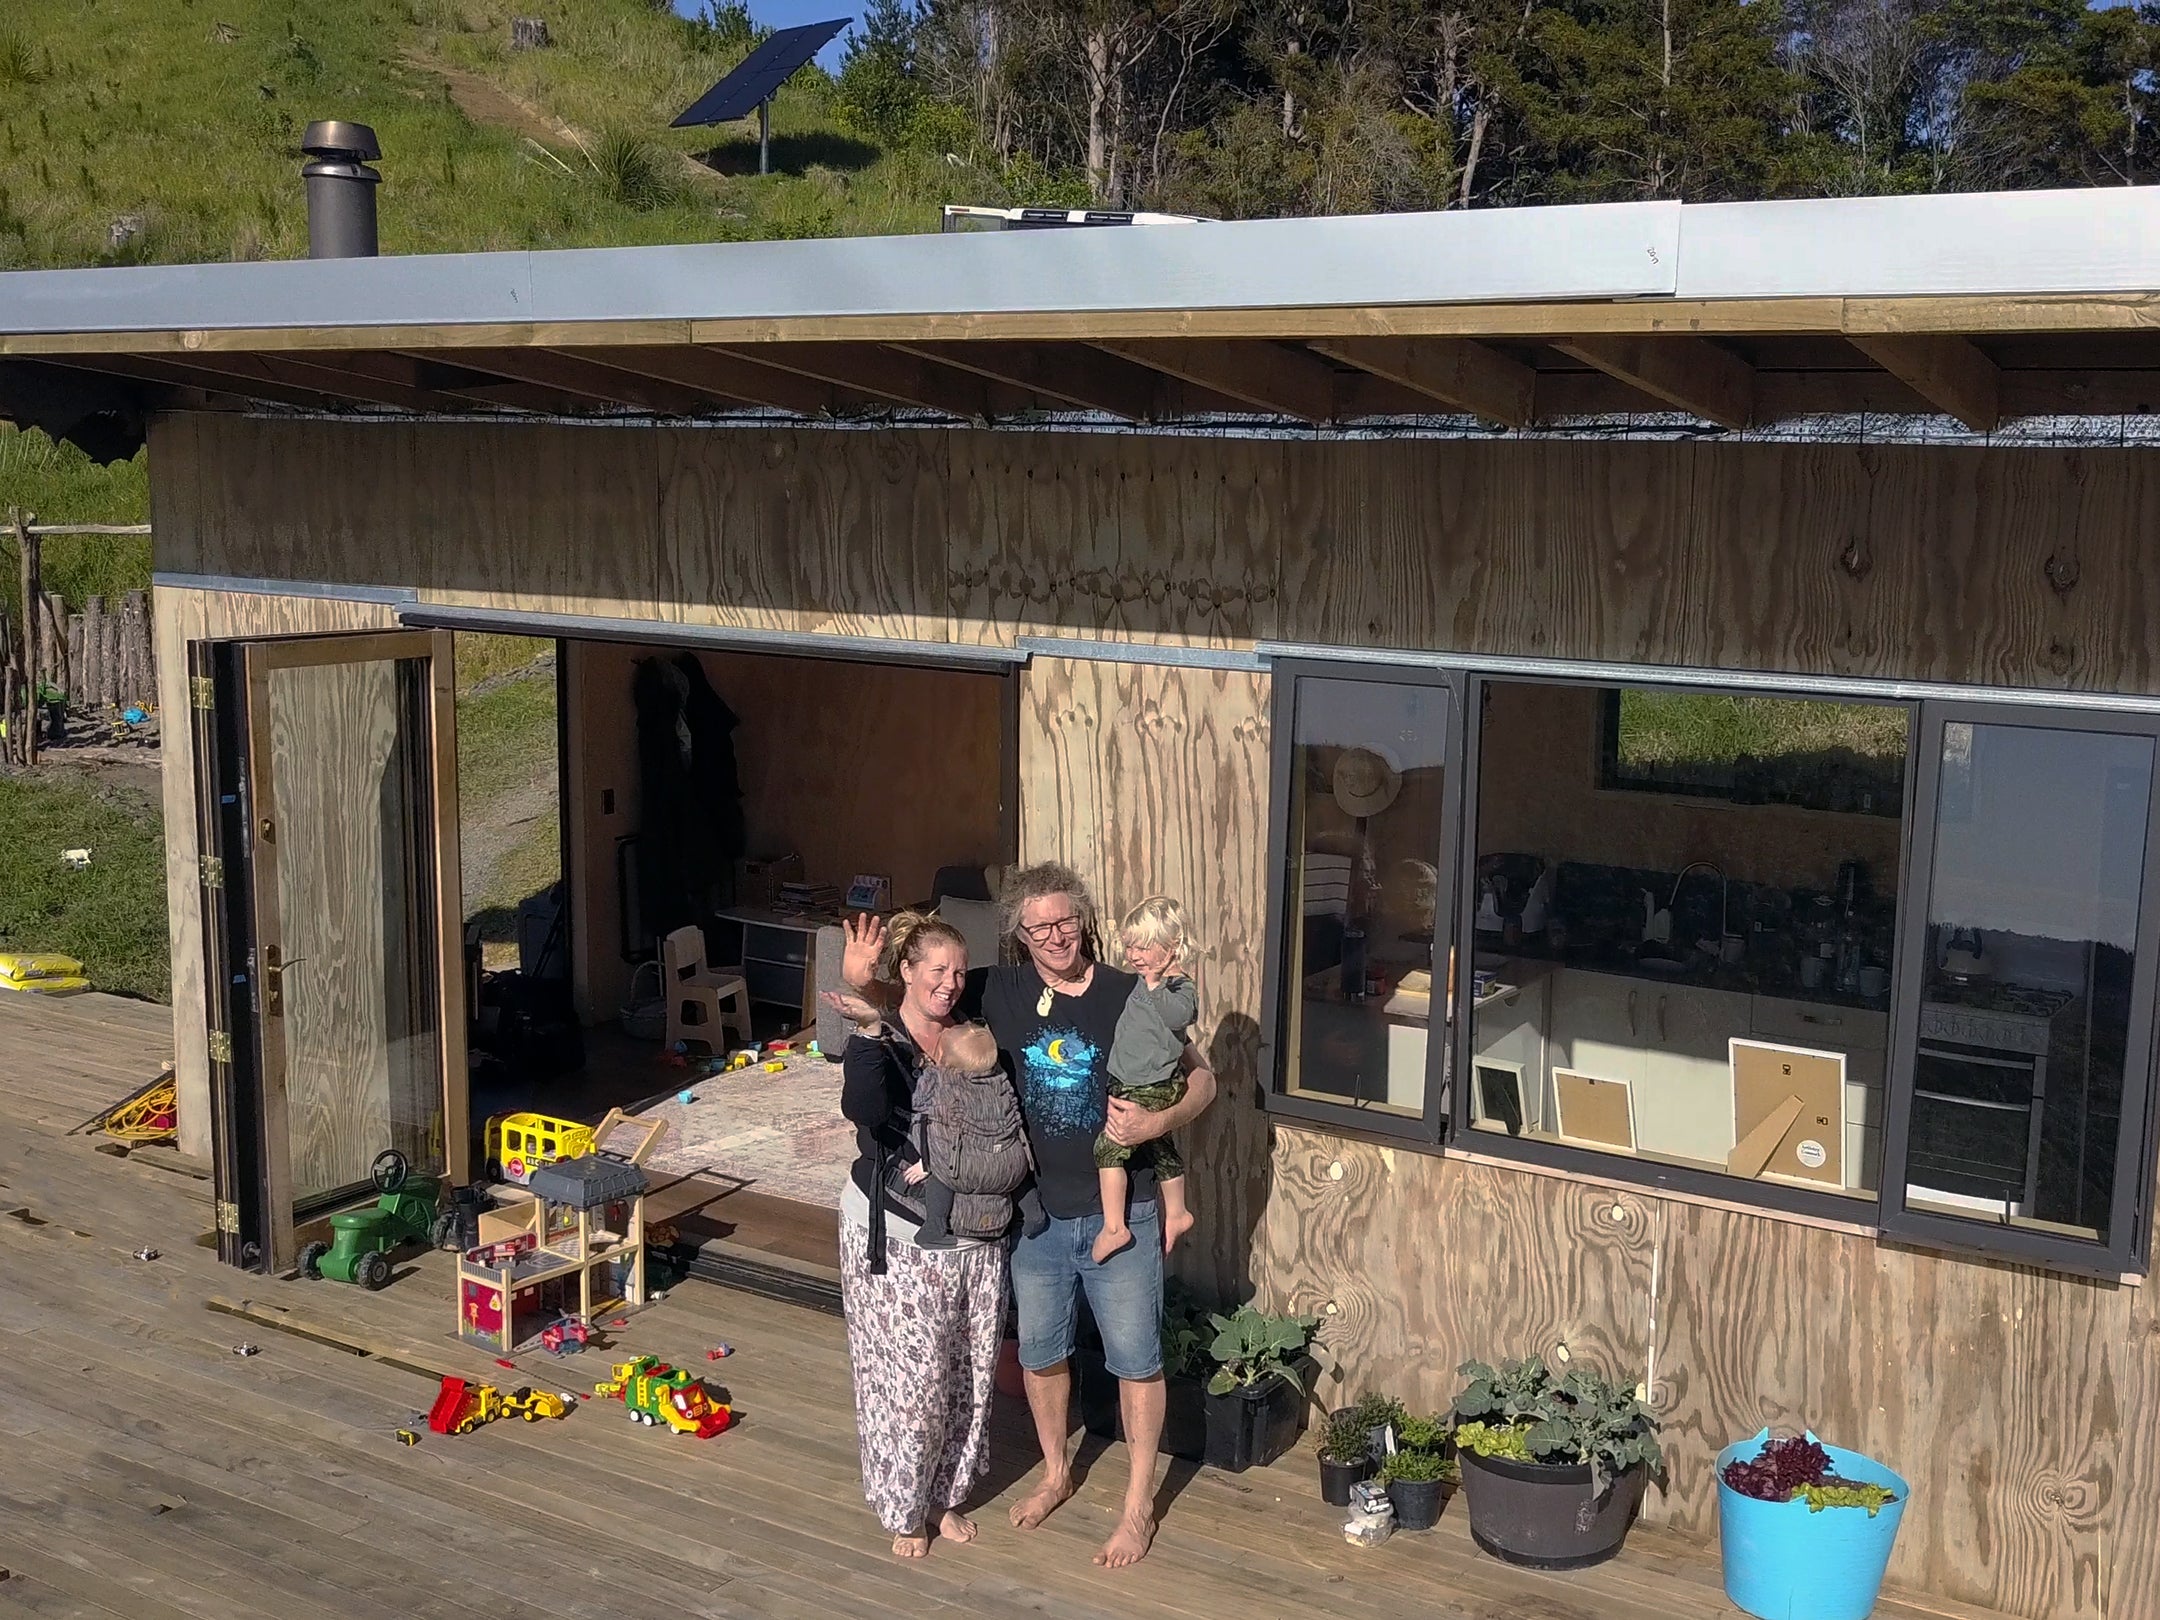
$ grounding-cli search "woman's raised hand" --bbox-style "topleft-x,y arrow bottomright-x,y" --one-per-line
840,912 -> 887,991
820,989 -> 883,1029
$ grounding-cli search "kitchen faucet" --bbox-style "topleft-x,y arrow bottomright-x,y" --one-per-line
1669,861 -> 1730,941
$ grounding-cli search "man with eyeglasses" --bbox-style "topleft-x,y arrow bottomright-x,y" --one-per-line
841,861 -> 1216,1569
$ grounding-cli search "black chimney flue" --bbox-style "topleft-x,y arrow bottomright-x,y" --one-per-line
301,120 -> 381,259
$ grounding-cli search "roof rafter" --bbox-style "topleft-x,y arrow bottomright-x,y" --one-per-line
574,344 -> 848,416
398,347 -> 710,414
1551,335 -> 1755,429
709,342 -> 1028,420
1846,333 -> 2001,432
1307,336 -> 1536,429
894,341 -> 1161,422
1095,339 -> 1341,423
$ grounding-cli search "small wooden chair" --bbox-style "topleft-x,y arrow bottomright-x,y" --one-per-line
661,926 -> 753,1052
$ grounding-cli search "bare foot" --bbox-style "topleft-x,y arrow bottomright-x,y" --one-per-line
1092,1223 -> 1132,1264
891,1530 -> 930,1559
1162,1206 -> 1196,1255
1009,1474 -> 1074,1529
1093,1506 -> 1157,1568
938,1509 -> 977,1544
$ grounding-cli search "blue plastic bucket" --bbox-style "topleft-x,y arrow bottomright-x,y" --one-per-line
1717,1430 -> 1909,1620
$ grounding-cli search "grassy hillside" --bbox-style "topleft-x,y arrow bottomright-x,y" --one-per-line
2,0 -> 965,271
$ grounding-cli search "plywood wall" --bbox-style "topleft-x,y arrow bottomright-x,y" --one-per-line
562,638 -> 1007,1024
152,415 -> 2160,1620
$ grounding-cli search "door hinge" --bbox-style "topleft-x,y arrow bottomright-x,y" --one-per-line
190,675 -> 216,711
208,1029 -> 233,1064
199,855 -> 224,890
215,1200 -> 241,1235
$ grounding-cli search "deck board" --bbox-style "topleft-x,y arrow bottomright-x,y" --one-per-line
1,994 -> 1985,1620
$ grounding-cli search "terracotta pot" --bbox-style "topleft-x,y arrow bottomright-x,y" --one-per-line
994,1337 -> 1024,1400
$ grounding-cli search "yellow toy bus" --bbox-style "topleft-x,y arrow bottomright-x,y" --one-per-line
482,1111 -> 596,1185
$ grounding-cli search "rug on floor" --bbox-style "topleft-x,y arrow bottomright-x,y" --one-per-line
630,1052 -> 854,1210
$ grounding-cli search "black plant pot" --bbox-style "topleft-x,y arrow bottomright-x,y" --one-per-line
1458,1448 -> 1648,1569
1386,1475 -> 1452,1532
1077,1353 -> 1208,1462
1201,1361 -> 1315,1473
1318,1452 -> 1370,1506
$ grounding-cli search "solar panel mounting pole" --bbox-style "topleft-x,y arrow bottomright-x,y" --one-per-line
759,99 -> 770,175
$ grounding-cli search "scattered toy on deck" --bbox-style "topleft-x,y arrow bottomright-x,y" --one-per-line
762,1060 -> 785,1073
132,1247 -> 159,1262
677,1089 -> 697,1105
60,848 -> 92,870
426,1375 -> 572,1435
481,1110 -> 600,1185
232,1343 -> 260,1356
298,1148 -> 454,1290
395,1429 -> 420,1446
541,1314 -> 592,1356
706,1344 -> 733,1361
594,1355 -> 733,1437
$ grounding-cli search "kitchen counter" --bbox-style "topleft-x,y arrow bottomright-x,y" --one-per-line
1490,938 -> 1889,1017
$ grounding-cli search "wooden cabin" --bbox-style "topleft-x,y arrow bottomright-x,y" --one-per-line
8,187 -> 2160,1620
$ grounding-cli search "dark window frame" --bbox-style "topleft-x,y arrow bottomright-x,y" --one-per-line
1445,670 -> 1919,1228
1880,700 -> 2160,1277
1257,658 -> 1464,1144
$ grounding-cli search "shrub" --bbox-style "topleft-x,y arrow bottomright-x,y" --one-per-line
1376,1448 -> 1454,1485
1320,1407 -> 1370,1465
587,131 -> 680,212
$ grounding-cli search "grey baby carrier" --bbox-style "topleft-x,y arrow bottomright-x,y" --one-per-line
914,1063 -> 1032,1240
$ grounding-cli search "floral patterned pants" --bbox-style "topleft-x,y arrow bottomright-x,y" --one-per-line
839,1206 -> 1009,1535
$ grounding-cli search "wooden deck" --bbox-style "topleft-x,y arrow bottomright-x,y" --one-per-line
1,994 -> 1967,1620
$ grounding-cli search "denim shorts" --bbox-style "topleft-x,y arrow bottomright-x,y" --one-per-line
1009,1201 -> 1163,1381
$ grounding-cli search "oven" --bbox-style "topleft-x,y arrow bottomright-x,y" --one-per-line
1908,1038 -> 2046,1215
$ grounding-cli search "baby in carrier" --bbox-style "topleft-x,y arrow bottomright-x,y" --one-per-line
910,1021 -> 1045,1249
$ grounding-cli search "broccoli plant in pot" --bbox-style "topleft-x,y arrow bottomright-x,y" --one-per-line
1201,1302 -> 1321,1473
1451,1355 -> 1664,1569
1373,1414 -> 1458,1531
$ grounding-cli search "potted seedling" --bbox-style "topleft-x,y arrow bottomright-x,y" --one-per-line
1375,1414 -> 1457,1530
1344,1389 -> 1406,1461
1317,1406 -> 1375,1505
1718,1430 -> 1908,1620
1202,1302 -> 1321,1473
1451,1355 -> 1664,1569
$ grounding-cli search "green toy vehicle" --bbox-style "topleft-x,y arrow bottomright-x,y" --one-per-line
299,1149 -> 456,1289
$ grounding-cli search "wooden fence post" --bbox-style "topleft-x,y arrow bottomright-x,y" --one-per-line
0,605 -> 14,767
43,591 -> 67,699
13,509 -> 36,768
84,595 -> 105,709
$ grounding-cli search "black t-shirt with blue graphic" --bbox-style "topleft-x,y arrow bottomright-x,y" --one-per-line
965,960 -> 1150,1222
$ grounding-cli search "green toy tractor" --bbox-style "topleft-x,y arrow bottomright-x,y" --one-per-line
299,1149 -> 457,1289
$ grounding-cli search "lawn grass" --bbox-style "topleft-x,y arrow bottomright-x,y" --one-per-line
1616,691 -> 1909,769
0,769 -> 169,1001
454,636 -> 559,946
0,426 -> 152,618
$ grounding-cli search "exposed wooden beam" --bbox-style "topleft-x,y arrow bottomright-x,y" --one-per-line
1846,334 -> 2001,432
147,349 -> 479,413
1550,335 -> 1755,429
398,347 -> 708,414
576,344 -> 846,416
1094,339 -> 1341,423
893,341 -> 1162,422
710,343 -> 1027,419
1307,336 -> 1536,429
42,352 -> 395,414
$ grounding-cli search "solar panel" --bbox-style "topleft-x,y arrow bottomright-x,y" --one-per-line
671,18 -> 852,128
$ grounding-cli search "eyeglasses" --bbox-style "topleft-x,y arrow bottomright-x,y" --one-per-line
1020,915 -> 1082,944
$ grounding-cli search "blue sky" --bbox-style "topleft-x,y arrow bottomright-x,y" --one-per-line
671,2 -> 863,70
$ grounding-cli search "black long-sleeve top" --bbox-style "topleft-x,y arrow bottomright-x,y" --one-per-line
841,1022 -> 929,1270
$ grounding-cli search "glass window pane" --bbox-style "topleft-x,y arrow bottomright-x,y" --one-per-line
1280,676 -> 1450,1118
1471,680 -> 1906,1203
1903,721 -> 2154,1244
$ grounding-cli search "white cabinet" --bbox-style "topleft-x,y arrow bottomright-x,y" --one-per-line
1473,981 -> 1551,1132
1547,970 -> 1649,1086
1640,986 -> 1752,1165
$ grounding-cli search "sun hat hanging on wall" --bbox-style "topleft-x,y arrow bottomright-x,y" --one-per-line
1333,746 -> 1403,818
